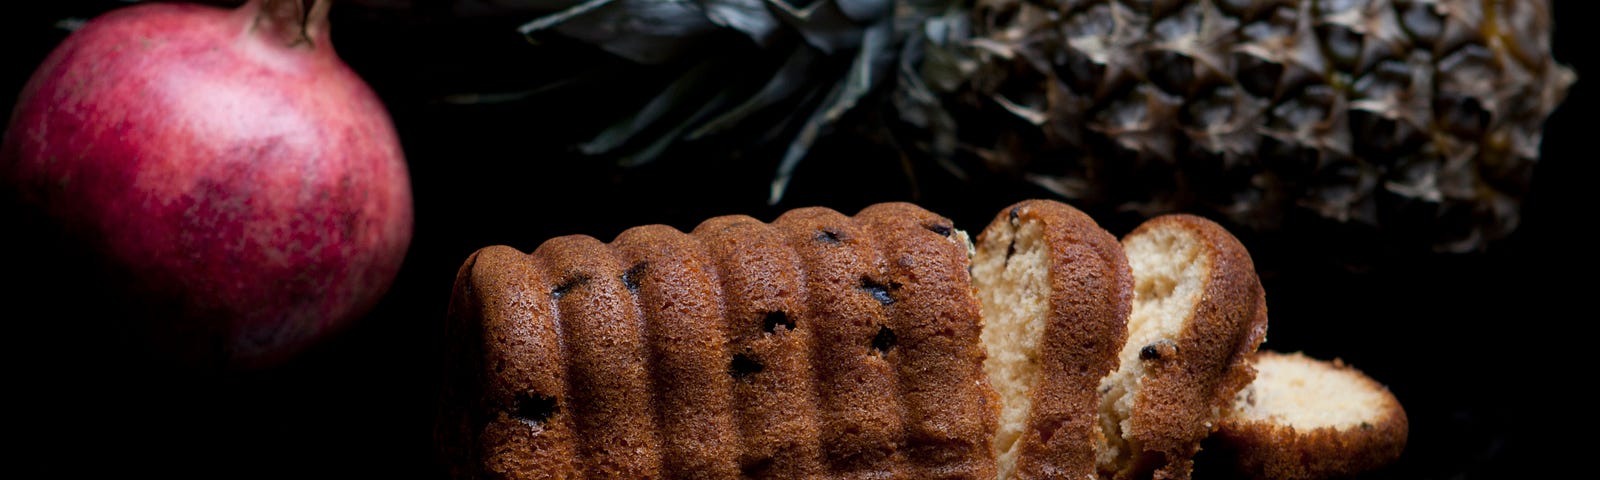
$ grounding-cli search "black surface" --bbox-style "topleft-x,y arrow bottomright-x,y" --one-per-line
2,1 -> 1590,477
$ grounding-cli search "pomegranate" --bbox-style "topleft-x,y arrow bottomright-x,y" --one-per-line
1,0 -> 413,370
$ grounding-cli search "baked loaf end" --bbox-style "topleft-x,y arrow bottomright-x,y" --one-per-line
1097,214 -> 1270,480
436,202 -> 999,479
972,199 -> 1133,480
1210,351 -> 1409,480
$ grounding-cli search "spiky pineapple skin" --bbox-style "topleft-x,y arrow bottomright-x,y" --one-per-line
912,0 -> 1573,254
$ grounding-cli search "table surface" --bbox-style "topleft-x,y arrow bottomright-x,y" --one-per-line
3,1 -> 1589,478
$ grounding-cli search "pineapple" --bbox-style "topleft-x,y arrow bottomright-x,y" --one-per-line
903,0 -> 1577,254
472,0 -> 1573,257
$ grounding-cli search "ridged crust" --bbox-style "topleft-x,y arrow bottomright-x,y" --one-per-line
439,202 -> 998,479
858,203 -> 999,480
611,225 -> 743,477
1211,351 -> 1408,480
692,215 -> 828,479
538,235 -> 664,477
1119,214 -> 1270,480
439,245 -> 580,479
773,206 -> 907,476
976,199 -> 1133,479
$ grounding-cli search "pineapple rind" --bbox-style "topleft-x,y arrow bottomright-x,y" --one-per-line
906,0 -> 1574,253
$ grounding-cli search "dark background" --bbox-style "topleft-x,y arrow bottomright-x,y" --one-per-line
2,0 -> 1590,477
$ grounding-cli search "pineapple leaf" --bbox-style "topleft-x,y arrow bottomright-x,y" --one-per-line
701,0 -> 783,46
833,0 -> 893,24
689,46 -> 823,140
770,19 -> 893,204
620,88 -> 741,167
516,0 -> 615,35
580,57 -> 726,155
763,0 -> 878,53
521,0 -> 719,65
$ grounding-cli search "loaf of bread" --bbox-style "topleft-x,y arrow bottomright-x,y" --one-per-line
436,199 -> 1397,479
437,202 -> 997,479
1208,351 -> 1409,480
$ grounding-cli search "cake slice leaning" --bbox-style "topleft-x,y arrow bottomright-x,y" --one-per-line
1208,351 -> 1409,480
1097,214 -> 1270,480
972,199 -> 1134,480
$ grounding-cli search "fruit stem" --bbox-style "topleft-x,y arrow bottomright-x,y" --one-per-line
249,0 -> 332,49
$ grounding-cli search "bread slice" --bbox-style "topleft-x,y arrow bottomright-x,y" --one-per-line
1209,351 -> 1408,480
1096,214 -> 1270,480
972,199 -> 1133,480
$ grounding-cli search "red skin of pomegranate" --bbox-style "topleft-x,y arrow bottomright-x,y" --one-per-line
1,0 -> 413,370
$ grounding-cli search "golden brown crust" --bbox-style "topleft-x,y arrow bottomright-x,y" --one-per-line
858,202 -> 1000,480
691,215 -> 828,479
535,235 -> 664,477
981,199 -> 1133,480
1210,351 -> 1408,480
611,225 -> 742,478
438,245 -> 581,479
772,206 -> 908,477
1121,214 -> 1270,480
